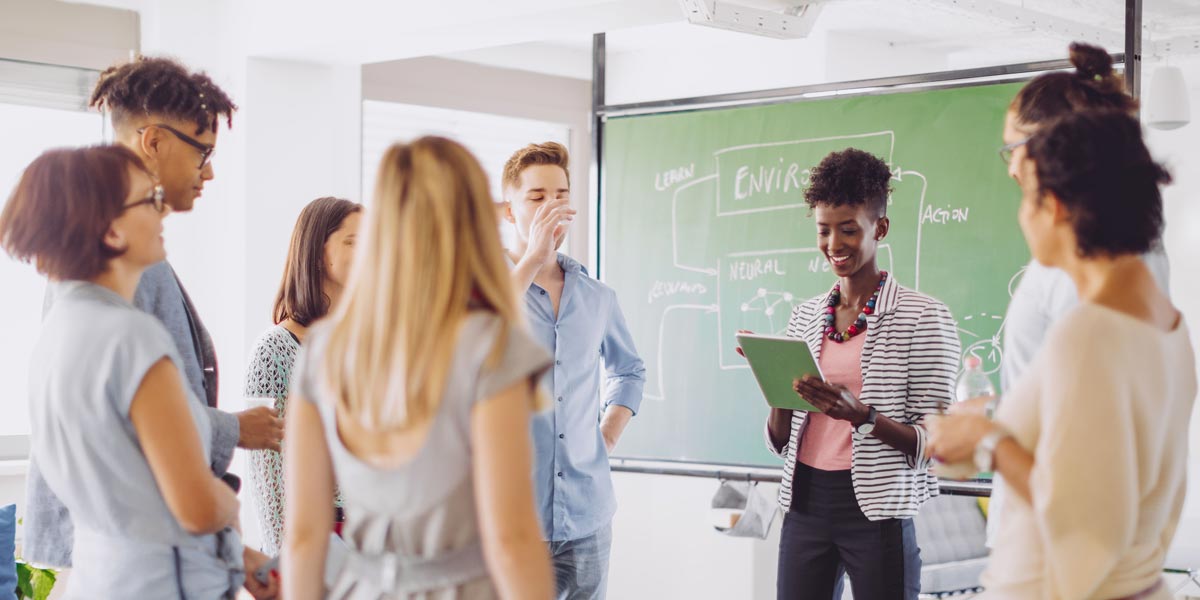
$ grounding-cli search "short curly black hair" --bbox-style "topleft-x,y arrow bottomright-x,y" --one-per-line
90,55 -> 237,136
1026,109 -> 1168,258
804,148 -> 891,218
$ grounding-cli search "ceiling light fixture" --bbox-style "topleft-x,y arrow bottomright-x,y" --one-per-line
678,0 -> 824,39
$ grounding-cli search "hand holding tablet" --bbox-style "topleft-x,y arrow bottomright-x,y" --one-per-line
735,332 -> 824,412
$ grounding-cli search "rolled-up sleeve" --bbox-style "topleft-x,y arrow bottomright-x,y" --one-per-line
765,420 -> 789,458
904,301 -> 960,470
600,290 -> 646,416
207,407 -> 239,474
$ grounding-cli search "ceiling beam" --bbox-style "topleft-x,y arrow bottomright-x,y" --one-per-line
1153,33 -> 1200,57
909,0 -> 1123,48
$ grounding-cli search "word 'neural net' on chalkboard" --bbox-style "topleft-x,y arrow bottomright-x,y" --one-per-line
603,81 -> 1030,467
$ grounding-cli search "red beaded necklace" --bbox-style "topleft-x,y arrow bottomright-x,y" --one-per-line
824,271 -> 887,343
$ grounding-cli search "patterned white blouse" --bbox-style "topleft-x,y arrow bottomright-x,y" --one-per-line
244,324 -> 342,555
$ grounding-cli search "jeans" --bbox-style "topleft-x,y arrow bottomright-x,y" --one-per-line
777,463 -> 921,600
548,523 -> 612,600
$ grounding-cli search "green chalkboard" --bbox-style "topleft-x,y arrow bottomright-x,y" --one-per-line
602,81 -> 1030,467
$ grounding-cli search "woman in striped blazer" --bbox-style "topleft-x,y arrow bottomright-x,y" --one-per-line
759,148 -> 961,600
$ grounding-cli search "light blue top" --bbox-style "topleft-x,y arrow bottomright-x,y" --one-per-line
520,253 -> 646,542
29,281 -> 243,599
23,261 -> 239,568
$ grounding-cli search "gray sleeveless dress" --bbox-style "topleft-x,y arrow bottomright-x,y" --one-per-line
293,312 -> 551,599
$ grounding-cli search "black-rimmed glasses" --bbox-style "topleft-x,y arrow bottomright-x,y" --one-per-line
123,184 -> 166,213
138,123 -> 215,170
998,138 -> 1029,165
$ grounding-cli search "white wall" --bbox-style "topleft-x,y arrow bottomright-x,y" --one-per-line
362,57 -> 593,266
243,57 -> 363,362
1144,54 -> 1200,568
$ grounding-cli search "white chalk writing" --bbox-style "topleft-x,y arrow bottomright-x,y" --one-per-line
733,158 -> 809,200
647,280 -> 709,303
655,164 -> 696,191
920,205 -> 969,225
729,258 -> 787,281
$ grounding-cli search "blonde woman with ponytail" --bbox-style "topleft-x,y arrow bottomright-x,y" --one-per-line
282,137 -> 554,600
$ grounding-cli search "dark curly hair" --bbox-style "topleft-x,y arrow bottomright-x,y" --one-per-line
90,55 -> 237,136
804,148 -> 892,218
1012,42 -> 1137,126
1026,110 -> 1169,258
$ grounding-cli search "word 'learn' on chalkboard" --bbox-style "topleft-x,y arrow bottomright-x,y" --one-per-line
602,81 -> 1030,467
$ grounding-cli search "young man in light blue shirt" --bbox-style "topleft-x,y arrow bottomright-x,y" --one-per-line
502,142 -> 646,600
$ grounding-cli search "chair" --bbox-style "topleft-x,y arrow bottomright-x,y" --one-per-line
1165,539 -> 1200,596
913,494 -> 989,598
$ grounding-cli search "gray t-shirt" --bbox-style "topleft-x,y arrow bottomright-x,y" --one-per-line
29,281 -> 241,598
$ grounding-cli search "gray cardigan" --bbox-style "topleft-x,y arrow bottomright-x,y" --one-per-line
22,262 -> 239,567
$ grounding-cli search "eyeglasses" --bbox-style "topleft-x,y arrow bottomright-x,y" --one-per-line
138,123 -> 215,170
123,184 -> 166,213
998,138 -> 1029,165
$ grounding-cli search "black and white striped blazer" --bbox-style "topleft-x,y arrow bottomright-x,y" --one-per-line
766,274 -> 961,520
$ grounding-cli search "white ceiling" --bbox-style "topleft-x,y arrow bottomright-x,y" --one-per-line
444,0 -> 1200,80
240,0 -> 685,64
72,0 -> 1200,80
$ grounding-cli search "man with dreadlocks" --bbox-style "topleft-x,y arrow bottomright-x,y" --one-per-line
23,55 -> 282,597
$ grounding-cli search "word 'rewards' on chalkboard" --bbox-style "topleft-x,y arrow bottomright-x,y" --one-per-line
603,81 -> 1031,467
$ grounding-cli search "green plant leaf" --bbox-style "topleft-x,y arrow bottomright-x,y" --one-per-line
15,561 -> 34,599
14,560 -> 56,600
29,568 -> 55,600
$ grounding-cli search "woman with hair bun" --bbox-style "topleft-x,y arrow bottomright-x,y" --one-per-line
948,42 -> 1175,559
996,42 -> 1170,388
929,109 -> 1194,600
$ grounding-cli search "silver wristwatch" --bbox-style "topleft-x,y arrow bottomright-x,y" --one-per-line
974,429 -> 1010,473
855,405 -> 877,435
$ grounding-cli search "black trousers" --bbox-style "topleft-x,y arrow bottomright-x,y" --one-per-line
776,463 -> 921,600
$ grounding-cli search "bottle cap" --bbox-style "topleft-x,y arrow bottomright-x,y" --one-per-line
964,355 -> 982,370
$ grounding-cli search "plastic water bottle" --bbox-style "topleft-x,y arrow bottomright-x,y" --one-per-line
956,355 -> 996,404
932,356 -> 996,479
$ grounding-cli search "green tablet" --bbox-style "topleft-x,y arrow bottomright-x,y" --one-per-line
736,333 -> 823,412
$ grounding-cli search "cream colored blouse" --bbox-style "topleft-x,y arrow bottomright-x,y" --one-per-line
981,304 -> 1196,599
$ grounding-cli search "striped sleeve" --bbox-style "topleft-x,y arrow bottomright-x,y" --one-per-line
765,418 -> 786,457
903,299 -> 961,470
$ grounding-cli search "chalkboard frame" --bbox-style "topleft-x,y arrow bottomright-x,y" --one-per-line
592,54 -> 1125,483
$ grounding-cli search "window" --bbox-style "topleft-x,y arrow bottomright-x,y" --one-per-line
361,100 -> 571,248
0,60 -> 103,441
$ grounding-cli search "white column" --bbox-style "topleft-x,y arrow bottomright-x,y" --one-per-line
132,1 -> 362,551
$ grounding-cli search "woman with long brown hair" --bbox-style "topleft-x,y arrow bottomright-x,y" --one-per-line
245,196 -> 361,556
283,137 -> 554,599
